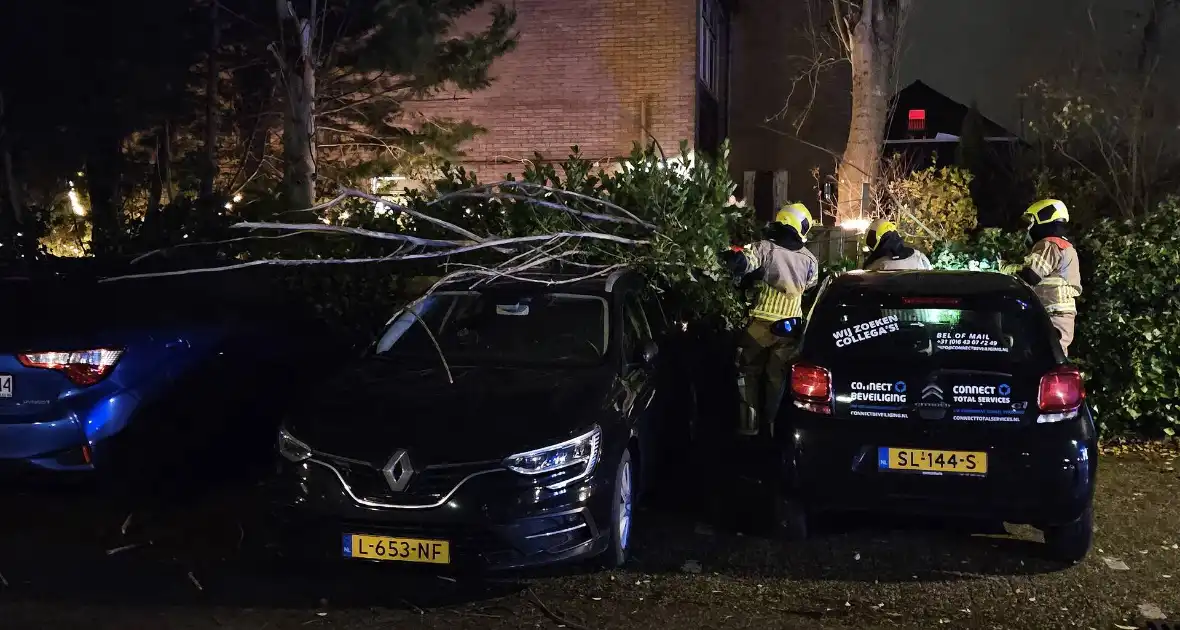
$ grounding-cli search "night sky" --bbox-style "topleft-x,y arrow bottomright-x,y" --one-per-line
900,0 -> 1147,131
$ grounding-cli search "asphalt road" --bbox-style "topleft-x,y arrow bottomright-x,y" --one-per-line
1,453 -> 1177,630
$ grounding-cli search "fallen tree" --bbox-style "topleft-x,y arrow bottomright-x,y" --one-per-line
104,142 -> 753,342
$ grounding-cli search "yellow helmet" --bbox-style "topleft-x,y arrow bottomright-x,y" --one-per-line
1023,199 -> 1069,225
773,202 -> 813,239
865,218 -> 898,251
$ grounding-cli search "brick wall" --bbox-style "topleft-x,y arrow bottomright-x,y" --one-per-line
412,0 -> 698,181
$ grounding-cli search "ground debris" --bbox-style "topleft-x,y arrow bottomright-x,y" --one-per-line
187,571 -> 203,591
106,542 -> 150,556
1138,603 -> 1167,620
681,560 -> 702,574
525,587 -> 592,630
1102,557 -> 1131,571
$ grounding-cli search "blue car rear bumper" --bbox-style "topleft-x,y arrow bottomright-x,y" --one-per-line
0,388 -> 141,472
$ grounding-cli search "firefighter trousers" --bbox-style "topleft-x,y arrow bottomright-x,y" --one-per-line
1050,312 -> 1075,357
736,318 -> 796,436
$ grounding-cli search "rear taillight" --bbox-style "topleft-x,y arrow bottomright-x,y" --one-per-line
1038,365 -> 1085,414
17,349 -> 123,386
791,362 -> 832,414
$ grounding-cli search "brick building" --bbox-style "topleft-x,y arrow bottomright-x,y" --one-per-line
410,0 -> 851,222
411,0 -> 728,181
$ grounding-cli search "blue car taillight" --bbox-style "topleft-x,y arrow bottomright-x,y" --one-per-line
17,348 -> 123,386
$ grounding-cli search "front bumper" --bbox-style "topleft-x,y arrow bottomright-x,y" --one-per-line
784,413 -> 1098,527
266,456 -> 614,572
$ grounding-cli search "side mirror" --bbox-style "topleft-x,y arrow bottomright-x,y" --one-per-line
770,318 -> 803,339
638,340 -> 659,365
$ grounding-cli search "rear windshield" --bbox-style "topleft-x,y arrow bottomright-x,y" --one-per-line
808,297 -> 1050,366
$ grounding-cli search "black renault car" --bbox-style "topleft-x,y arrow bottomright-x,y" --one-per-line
267,270 -> 695,570
774,270 -> 1097,561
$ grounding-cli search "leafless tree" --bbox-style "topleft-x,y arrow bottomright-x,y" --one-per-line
1026,0 -> 1180,219
771,0 -> 914,222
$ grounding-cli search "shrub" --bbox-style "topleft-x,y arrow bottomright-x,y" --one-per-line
883,161 -> 977,251
929,228 -> 1027,272
1075,198 -> 1180,436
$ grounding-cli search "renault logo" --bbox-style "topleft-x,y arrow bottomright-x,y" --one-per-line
382,449 -> 414,492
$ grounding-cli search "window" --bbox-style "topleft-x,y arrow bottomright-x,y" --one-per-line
698,0 -> 724,97
811,299 -> 1052,367
697,0 -> 729,155
907,109 -> 926,132
622,293 -> 652,362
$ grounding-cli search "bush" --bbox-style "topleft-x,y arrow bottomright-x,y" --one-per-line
929,228 -> 1026,271
1075,198 -> 1180,437
927,200 -> 1180,437
398,141 -> 755,329
883,161 -> 977,251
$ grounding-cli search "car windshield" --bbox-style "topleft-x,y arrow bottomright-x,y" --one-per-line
810,296 -> 1050,367
374,291 -> 609,367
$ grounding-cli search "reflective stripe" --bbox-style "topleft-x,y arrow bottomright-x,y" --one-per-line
741,247 -> 760,271
1026,246 -> 1055,277
749,283 -> 803,320
1036,277 -> 1079,313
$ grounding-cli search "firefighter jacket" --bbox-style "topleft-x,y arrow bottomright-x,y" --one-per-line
1020,236 -> 1083,314
738,240 -> 819,321
865,249 -> 933,271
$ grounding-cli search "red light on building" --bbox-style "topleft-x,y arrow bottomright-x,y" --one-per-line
907,109 -> 926,131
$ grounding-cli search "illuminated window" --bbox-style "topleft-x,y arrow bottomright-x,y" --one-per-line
907,109 -> 926,132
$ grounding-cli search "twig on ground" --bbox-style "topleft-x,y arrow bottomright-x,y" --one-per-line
400,599 -> 425,615
106,542 -> 149,556
0,570 -> 8,588
188,571 -> 204,591
525,587 -> 593,630
121,513 -> 133,536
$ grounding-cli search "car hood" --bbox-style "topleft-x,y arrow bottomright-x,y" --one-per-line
285,360 -> 615,466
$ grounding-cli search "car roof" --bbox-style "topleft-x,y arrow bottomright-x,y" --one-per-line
438,268 -> 639,294
823,270 -> 1034,301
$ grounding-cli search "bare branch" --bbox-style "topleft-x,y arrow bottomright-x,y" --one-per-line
231,221 -> 469,248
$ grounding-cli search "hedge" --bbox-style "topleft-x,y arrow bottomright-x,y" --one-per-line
913,198 -> 1180,437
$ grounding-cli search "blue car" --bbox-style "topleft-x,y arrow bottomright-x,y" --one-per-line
0,271 -> 333,491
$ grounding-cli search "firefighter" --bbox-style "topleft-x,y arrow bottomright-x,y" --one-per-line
862,219 -> 932,270
1002,199 -> 1082,356
720,203 -> 819,436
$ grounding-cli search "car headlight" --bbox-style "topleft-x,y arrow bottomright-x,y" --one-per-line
278,427 -> 312,463
502,426 -> 602,489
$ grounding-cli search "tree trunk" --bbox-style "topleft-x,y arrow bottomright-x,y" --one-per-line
146,133 -> 163,217
163,118 -> 175,204
278,0 -> 317,210
200,0 -> 221,200
86,130 -> 124,257
836,0 -> 910,223
0,91 -> 23,228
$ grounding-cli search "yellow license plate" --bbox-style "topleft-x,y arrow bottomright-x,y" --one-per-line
879,447 -> 987,475
343,534 -> 451,564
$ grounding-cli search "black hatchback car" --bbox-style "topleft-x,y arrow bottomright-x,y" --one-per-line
267,270 -> 693,571
774,270 -> 1097,561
